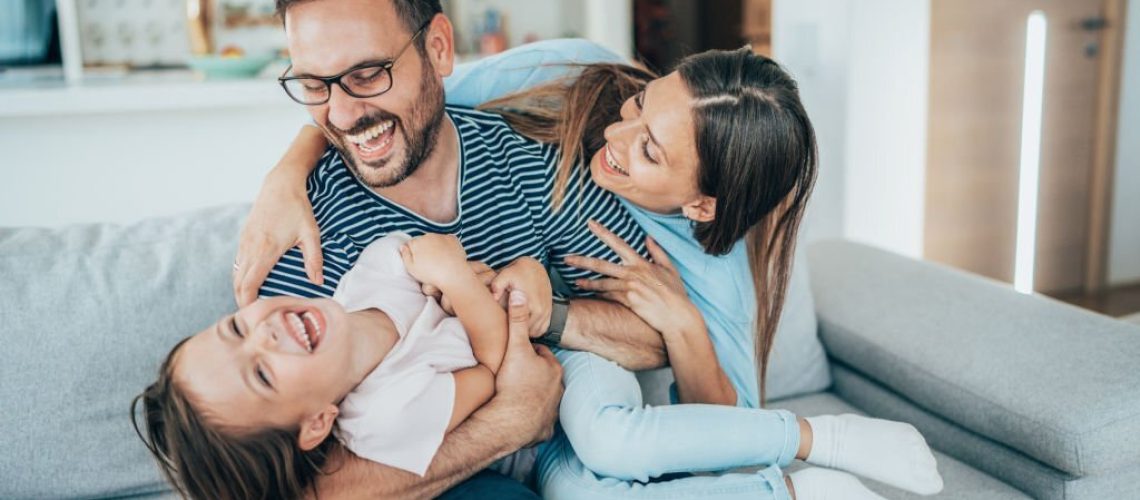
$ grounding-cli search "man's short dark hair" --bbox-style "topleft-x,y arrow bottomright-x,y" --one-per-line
276,0 -> 442,50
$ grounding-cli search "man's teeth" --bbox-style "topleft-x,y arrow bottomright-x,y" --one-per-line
605,147 -> 629,175
347,120 -> 395,145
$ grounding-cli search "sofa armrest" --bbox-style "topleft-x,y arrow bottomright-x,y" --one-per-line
806,240 -> 1140,477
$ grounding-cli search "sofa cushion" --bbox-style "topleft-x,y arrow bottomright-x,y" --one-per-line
831,362 -> 1140,500
807,240 -> 1140,477
772,392 -> 1031,499
0,204 -> 246,498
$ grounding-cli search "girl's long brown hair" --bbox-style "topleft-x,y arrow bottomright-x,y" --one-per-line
131,339 -> 341,499
480,48 -> 818,405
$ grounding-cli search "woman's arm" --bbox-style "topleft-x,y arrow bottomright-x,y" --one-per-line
568,221 -> 736,406
233,125 -> 330,305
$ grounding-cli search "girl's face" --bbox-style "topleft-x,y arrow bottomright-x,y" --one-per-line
588,71 -> 713,219
174,296 -> 357,432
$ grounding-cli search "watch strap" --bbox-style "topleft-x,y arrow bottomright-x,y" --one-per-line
536,295 -> 569,347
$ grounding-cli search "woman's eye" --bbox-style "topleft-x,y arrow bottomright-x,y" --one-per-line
256,364 -> 272,388
231,316 -> 244,338
640,135 -> 657,164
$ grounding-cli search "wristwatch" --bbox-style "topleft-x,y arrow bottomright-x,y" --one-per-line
535,295 -> 569,347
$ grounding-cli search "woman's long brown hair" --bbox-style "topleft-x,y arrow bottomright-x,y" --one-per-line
480,48 -> 818,405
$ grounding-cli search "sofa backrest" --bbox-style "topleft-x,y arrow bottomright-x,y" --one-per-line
0,205 -> 246,498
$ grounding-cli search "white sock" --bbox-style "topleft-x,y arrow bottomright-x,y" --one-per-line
788,468 -> 885,500
803,414 -> 944,495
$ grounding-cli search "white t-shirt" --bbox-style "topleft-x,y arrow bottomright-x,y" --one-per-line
332,233 -> 478,476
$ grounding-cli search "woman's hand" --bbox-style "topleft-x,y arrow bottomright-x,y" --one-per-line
565,220 -> 703,337
491,257 -> 553,338
399,234 -> 471,290
233,172 -> 323,307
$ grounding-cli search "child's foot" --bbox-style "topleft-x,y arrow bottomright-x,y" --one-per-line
789,468 -> 885,500
803,414 -> 944,495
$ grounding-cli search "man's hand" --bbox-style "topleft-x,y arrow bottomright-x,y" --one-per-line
491,258 -> 554,339
496,290 -> 562,447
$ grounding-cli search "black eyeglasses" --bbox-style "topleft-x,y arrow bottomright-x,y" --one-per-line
278,21 -> 430,105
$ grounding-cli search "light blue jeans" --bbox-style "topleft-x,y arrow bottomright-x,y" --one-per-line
534,349 -> 800,499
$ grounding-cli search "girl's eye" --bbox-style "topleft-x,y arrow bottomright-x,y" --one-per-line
231,316 -> 244,338
635,91 -> 645,110
256,364 -> 273,388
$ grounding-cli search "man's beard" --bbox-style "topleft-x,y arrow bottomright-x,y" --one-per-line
327,60 -> 445,189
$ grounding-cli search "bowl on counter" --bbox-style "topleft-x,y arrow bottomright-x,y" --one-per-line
187,54 -> 276,79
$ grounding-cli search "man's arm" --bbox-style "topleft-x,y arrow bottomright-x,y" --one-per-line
314,291 -> 562,499
560,298 -> 667,370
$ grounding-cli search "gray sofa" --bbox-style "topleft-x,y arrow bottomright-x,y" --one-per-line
2,204 -> 1138,499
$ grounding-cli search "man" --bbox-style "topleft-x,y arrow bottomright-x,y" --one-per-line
238,0 -> 667,496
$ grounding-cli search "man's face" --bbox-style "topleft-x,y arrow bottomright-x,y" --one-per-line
285,0 -> 446,188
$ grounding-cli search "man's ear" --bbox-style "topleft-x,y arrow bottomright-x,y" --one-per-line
423,13 -> 455,78
681,195 -> 717,223
298,405 -> 339,451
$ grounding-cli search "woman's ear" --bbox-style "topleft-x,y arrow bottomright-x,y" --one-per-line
681,195 -> 717,223
298,405 -> 339,451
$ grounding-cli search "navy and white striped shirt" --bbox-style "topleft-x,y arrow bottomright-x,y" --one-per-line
260,105 -> 646,299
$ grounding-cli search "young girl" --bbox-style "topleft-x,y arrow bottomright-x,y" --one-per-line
238,46 -> 945,500
131,232 -> 549,499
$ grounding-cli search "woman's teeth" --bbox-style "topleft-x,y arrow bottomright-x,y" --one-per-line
605,146 -> 629,176
346,120 -> 395,146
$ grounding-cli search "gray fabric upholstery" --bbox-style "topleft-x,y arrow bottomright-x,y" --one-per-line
830,363 -> 1140,500
0,205 -> 247,498
807,240 -> 1140,477
771,392 -> 1031,499
764,253 -> 831,401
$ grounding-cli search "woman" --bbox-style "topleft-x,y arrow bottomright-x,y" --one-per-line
237,46 -> 942,499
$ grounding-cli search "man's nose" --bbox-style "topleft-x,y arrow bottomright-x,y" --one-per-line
326,84 -> 365,132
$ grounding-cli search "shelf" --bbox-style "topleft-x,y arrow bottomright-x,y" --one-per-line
0,69 -> 295,118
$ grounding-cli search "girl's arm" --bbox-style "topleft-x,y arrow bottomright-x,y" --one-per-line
233,125 -> 329,305
446,365 -> 495,431
400,235 -> 508,375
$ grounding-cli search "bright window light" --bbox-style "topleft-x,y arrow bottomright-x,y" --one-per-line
1014,10 -> 1047,294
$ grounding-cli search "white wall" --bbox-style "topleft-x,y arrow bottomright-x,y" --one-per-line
772,0 -> 852,244
1108,1 -> 1140,285
0,105 -> 304,227
774,0 -> 930,258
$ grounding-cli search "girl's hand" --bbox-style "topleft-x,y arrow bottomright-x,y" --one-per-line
565,220 -> 703,337
233,172 -> 322,307
399,234 -> 471,289
491,257 -> 553,338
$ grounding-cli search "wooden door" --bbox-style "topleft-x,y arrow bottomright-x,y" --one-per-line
925,0 -> 1124,293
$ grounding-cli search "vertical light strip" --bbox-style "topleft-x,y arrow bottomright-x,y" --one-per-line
1014,11 -> 1048,294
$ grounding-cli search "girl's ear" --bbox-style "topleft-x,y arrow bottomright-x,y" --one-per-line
298,405 -> 339,451
681,195 -> 717,223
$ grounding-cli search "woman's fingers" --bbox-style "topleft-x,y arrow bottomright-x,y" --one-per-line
298,225 -> 325,286
575,278 -> 625,293
644,235 -> 675,272
565,254 -> 626,278
235,252 -> 276,307
587,219 -> 642,264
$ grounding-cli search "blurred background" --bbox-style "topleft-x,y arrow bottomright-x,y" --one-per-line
0,0 -> 1137,321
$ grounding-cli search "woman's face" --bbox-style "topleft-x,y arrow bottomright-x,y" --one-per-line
174,296 -> 356,431
588,71 -> 709,216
